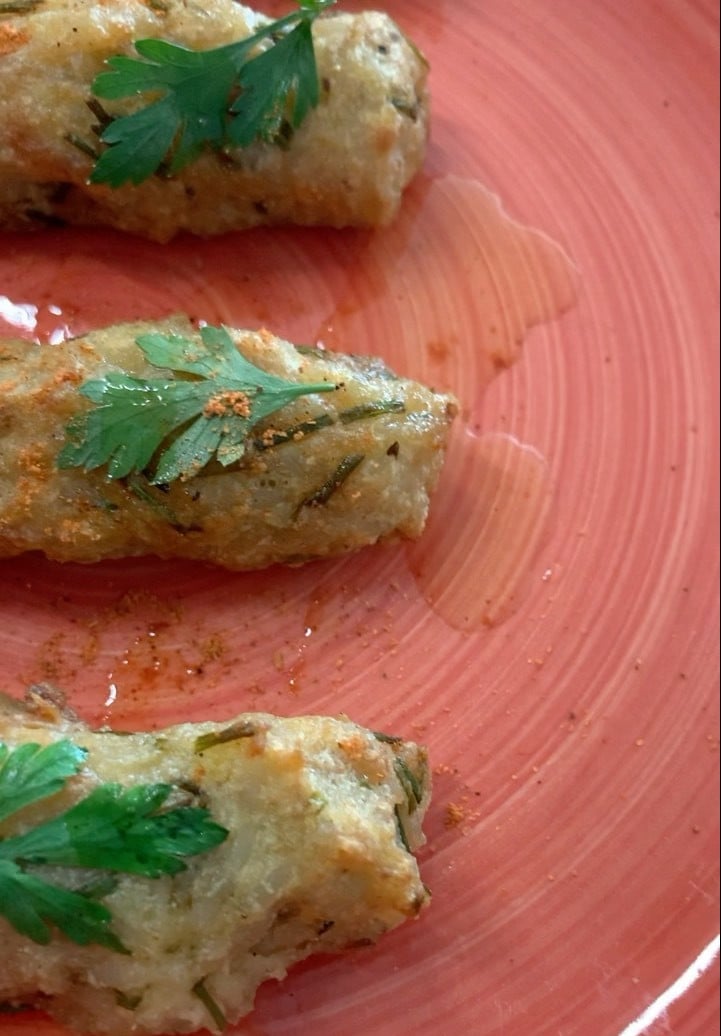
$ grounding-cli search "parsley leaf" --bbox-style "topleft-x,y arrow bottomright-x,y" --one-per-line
0,738 -> 229,951
89,0 -> 336,187
57,324 -> 337,484
0,782 -> 227,875
0,739 -> 86,823
227,16 -> 320,149
90,41 -> 243,185
0,859 -> 125,951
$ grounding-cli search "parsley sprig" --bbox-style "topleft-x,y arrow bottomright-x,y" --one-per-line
58,324 -> 337,484
0,738 -> 228,951
88,0 -> 336,187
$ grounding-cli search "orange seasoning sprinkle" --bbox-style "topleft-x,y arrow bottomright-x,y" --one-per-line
17,443 -> 49,478
261,427 -> 280,447
203,390 -> 252,419
0,23 -> 28,56
53,368 -> 84,387
444,802 -> 467,829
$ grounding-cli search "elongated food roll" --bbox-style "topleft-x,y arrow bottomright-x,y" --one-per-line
0,0 -> 428,240
0,317 -> 456,567
0,686 -> 430,1035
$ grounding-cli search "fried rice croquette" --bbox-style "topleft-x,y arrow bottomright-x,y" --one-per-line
0,686 -> 430,1035
0,0 -> 429,240
0,317 -> 456,567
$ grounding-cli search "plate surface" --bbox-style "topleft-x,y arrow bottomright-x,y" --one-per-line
0,1 -> 718,1034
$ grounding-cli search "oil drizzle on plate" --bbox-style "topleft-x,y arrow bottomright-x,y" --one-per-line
313,175 -> 577,414
407,428 -> 553,631
308,175 -> 575,631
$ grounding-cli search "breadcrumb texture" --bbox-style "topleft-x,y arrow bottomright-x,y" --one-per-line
0,686 -> 431,1035
0,0 -> 429,240
0,317 -> 456,567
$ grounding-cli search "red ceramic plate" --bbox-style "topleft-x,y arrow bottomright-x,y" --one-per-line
0,1 -> 718,1034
